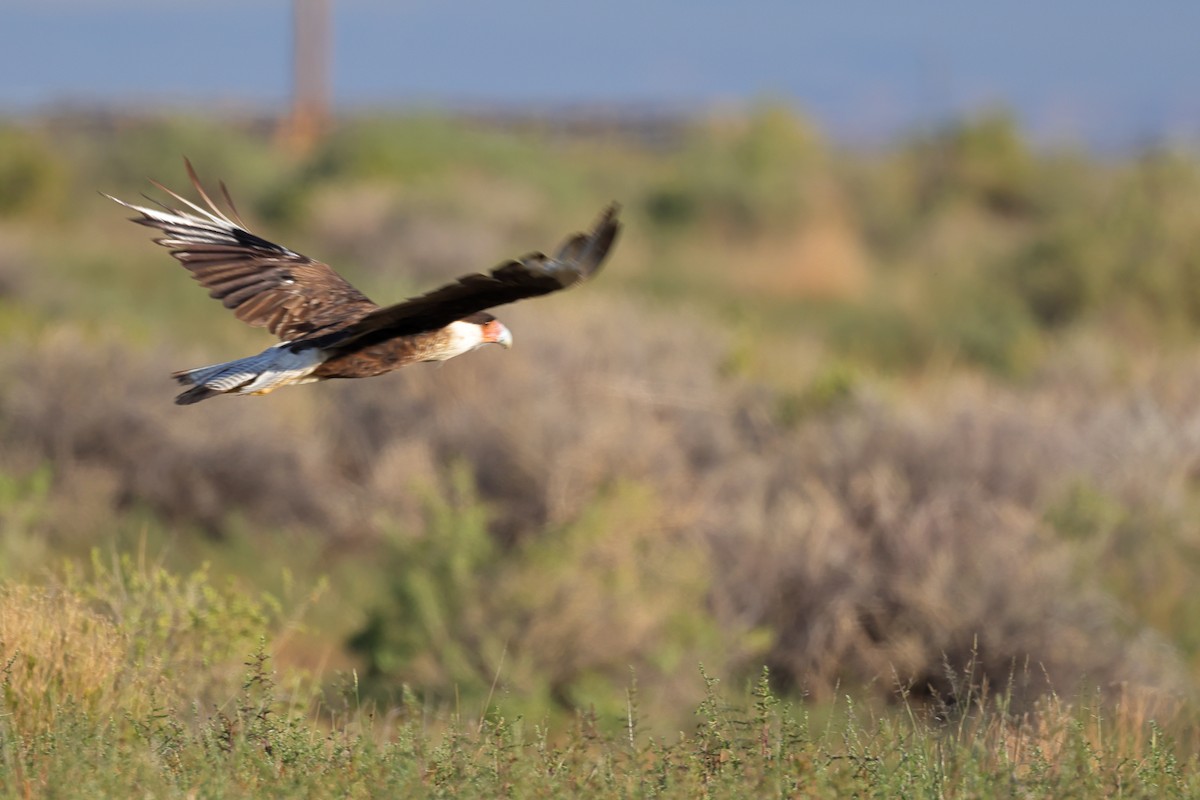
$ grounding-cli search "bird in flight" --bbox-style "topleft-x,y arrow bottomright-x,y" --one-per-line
107,161 -> 621,404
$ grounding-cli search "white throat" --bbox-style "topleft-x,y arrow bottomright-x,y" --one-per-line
439,320 -> 488,359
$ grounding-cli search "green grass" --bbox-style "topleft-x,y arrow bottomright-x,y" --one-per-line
2,561 -> 1198,799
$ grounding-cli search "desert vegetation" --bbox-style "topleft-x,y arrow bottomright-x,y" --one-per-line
3,107 -> 1200,794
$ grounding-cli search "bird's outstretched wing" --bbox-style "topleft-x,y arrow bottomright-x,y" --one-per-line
107,160 -> 377,341
322,203 -> 621,350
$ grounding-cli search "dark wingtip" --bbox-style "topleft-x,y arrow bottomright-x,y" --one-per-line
591,202 -> 622,244
548,202 -> 622,283
585,202 -> 622,274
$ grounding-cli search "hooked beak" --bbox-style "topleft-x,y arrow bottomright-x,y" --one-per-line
484,321 -> 508,350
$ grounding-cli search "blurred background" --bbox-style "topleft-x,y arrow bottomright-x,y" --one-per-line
3,0 -> 1200,732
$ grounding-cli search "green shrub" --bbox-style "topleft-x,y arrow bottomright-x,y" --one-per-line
909,110 -> 1038,219
350,468 -> 729,728
1001,228 -> 1102,328
644,104 -> 824,234
0,124 -> 66,217
933,282 -> 1042,374
775,361 -> 859,426
824,301 -> 934,370
0,465 -> 53,579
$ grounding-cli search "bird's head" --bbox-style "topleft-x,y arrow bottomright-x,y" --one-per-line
454,312 -> 512,352
480,318 -> 513,349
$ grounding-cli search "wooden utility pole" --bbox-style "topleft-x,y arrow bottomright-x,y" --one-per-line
280,0 -> 331,154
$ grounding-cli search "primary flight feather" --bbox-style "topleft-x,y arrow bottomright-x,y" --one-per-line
107,160 -> 621,404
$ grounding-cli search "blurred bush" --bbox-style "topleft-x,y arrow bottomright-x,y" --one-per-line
1000,225 -> 1101,328
349,472 -> 729,722
0,330 -> 354,538
910,111 -> 1038,219
643,104 -> 824,235
0,124 -> 67,218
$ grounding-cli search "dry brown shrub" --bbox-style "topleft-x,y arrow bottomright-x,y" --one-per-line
716,384 -> 1180,704
0,329 -> 357,537
0,585 -> 139,737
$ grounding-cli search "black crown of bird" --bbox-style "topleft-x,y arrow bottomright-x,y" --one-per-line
106,159 -> 621,405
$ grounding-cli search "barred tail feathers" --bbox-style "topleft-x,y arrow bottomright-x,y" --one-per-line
173,383 -> 222,406
170,345 -> 323,405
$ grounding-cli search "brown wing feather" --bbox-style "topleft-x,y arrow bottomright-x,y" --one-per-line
319,203 -> 621,351
108,159 -> 377,341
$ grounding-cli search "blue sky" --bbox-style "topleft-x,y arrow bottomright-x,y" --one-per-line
6,1 -> 1200,147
